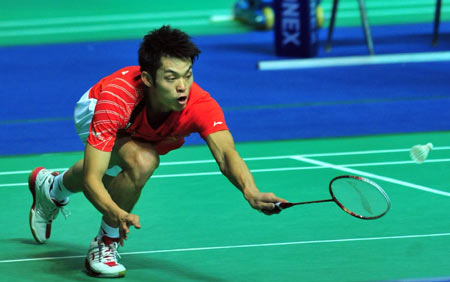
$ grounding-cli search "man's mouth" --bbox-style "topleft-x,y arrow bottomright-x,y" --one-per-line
177,96 -> 188,105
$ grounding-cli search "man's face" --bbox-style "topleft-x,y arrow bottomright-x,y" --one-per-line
152,56 -> 193,112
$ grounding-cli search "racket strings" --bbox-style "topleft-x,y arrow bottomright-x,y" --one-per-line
331,177 -> 390,219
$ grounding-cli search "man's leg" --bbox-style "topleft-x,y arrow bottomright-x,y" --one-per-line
62,159 -> 85,192
85,136 -> 160,278
28,167 -> 67,243
28,158 -> 87,243
28,88 -> 95,244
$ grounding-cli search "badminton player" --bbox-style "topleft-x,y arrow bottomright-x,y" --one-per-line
27,25 -> 287,278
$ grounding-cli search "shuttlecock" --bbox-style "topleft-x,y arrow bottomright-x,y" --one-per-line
410,143 -> 433,164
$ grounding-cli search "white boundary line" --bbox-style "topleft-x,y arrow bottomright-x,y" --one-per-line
1,232 -> 450,264
258,52 -> 450,71
292,156 -> 450,197
2,145 -> 450,176
0,19 -> 211,37
0,9 -> 230,28
2,158 -> 450,188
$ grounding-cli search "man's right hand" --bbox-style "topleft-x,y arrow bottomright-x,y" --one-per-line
117,212 -> 141,246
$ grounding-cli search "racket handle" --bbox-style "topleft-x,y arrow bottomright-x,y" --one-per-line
274,202 -> 294,210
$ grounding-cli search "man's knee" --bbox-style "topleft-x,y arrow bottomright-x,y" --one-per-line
114,139 -> 160,188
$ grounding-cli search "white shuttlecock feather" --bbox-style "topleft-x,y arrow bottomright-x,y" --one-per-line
410,143 -> 433,164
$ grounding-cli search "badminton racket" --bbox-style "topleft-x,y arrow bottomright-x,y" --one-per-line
275,175 -> 391,220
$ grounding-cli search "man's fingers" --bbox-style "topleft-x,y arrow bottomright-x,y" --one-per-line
260,193 -> 288,204
261,205 -> 281,215
262,202 -> 276,210
275,197 -> 289,203
122,222 -> 130,235
119,228 -> 127,247
131,216 -> 141,229
260,202 -> 283,215
127,214 -> 141,229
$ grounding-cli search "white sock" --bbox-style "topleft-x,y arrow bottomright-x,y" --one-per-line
97,218 -> 120,239
50,171 -> 72,204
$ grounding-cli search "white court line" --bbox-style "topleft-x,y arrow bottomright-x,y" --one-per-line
0,19 -> 211,37
292,156 -> 450,197
0,166 -> 324,188
0,9 -> 229,28
2,145 -> 450,176
2,158 -> 450,188
258,51 -> 450,71
1,232 -> 450,264
0,168 -> 68,176
303,146 -> 450,157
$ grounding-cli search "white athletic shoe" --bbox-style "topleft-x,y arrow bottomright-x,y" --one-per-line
85,236 -> 126,278
28,167 -> 69,244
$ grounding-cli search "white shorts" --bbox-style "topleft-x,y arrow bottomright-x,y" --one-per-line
74,89 -> 96,144
74,89 -> 121,176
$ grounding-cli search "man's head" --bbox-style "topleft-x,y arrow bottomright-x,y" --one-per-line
138,26 -> 201,87
138,26 -> 201,112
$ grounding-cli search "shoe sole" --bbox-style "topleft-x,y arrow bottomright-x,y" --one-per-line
84,258 -> 126,278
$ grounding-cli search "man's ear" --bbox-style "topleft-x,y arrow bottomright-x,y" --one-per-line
141,71 -> 153,87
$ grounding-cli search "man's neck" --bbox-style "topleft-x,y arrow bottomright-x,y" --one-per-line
146,90 -> 171,129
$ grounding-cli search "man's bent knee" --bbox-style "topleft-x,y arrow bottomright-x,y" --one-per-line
112,138 -> 160,188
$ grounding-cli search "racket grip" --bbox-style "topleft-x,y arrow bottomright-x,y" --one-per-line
274,202 -> 293,210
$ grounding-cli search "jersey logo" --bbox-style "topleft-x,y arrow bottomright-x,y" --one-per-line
92,129 -> 104,141
213,121 -> 223,127
121,70 -> 129,75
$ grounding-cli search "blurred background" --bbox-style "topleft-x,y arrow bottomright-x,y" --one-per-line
0,0 -> 449,155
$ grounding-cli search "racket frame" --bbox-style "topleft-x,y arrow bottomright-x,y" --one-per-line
275,175 -> 391,220
329,175 -> 391,220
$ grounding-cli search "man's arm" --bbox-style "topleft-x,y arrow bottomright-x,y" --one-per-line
83,143 -> 140,244
206,130 -> 287,215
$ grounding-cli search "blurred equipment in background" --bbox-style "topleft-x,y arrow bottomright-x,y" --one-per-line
233,0 -> 323,30
273,0 -> 322,58
233,0 -> 275,30
432,0 -> 442,45
325,0 -> 374,55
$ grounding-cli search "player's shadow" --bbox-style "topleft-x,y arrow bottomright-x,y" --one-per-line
6,238 -> 225,281
125,255 -> 227,282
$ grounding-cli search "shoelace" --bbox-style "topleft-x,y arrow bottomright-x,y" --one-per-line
59,206 -> 71,219
94,242 -> 121,263
37,202 -> 71,222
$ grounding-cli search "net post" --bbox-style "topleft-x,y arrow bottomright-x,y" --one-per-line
273,0 -> 319,58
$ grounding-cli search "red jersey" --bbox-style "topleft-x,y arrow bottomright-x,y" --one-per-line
87,66 -> 228,154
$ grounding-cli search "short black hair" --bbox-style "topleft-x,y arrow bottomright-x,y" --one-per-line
138,25 -> 201,83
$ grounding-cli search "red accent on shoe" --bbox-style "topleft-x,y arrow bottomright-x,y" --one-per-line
102,236 -> 119,245
104,262 -> 118,267
28,167 -> 61,244
46,223 -> 51,239
52,199 -> 67,207
28,167 -> 45,210
48,171 -> 61,193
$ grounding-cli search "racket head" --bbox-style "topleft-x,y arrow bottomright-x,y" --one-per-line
329,175 -> 391,220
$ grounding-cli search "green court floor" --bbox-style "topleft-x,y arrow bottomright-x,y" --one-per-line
1,131 -> 450,281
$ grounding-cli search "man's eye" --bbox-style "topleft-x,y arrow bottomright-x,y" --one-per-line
165,77 -> 176,82
186,73 -> 192,79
